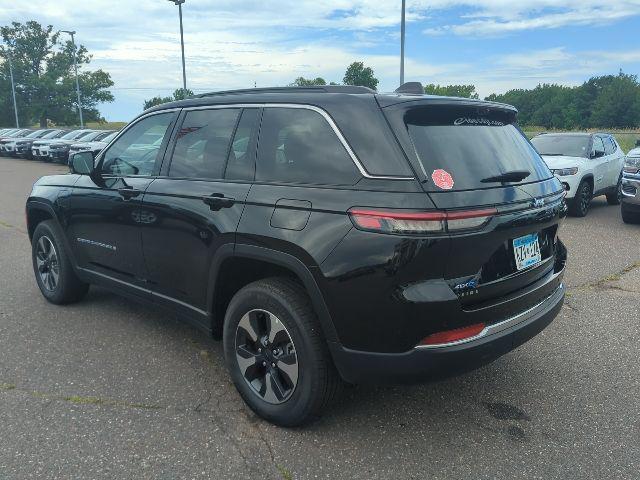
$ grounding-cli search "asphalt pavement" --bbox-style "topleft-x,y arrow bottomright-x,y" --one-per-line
0,157 -> 638,479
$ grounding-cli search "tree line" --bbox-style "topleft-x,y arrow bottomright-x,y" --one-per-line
286,70 -> 640,130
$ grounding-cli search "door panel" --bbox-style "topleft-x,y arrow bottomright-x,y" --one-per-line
64,111 -> 178,285
141,179 -> 251,310
66,175 -> 155,282
591,136 -> 608,191
140,107 -> 259,312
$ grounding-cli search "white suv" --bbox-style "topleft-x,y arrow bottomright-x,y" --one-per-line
531,133 -> 625,217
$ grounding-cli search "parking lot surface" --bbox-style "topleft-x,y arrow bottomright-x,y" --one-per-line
0,157 -> 638,479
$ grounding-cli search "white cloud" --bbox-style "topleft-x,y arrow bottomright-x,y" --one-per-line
422,0 -> 640,36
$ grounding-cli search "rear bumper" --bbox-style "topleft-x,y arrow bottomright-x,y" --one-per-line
331,278 -> 565,385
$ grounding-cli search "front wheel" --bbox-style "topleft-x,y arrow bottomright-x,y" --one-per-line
223,278 -> 341,427
622,203 -> 640,224
32,220 -> 89,304
569,180 -> 592,217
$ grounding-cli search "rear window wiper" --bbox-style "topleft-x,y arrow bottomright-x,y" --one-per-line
481,170 -> 531,183
540,153 -> 564,156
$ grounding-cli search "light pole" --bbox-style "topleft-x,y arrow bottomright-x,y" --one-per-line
168,0 -> 187,93
400,0 -> 406,86
61,30 -> 83,128
5,44 -> 19,127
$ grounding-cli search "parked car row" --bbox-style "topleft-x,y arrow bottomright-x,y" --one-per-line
0,127 -> 117,164
530,132 -> 640,223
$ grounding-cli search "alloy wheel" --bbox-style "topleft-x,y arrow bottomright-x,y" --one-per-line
36,235 -> 59,291
580,183 -> 591,214
235,309 -> 299,404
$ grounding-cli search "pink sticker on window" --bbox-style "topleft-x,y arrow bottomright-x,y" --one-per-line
432,169 -> 454,190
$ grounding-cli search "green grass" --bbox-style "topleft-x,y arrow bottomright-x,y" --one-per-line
524,128 -> 640,153
85,121 -> 128,130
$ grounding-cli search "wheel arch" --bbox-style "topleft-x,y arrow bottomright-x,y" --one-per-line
207,244 -> 339,347
26,201 -> 58,240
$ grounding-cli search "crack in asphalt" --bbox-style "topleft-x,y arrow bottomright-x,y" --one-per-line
0,219 -> 27,235
571,261 -> 640,292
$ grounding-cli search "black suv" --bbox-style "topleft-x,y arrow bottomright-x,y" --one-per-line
26,85 -> 567,426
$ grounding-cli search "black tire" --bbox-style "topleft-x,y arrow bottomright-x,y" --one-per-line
223,277 -> 341,427
606,173 -> 622,205
32,220 -> 89,304
621,203 -> 640,224
569,180 -> 592,217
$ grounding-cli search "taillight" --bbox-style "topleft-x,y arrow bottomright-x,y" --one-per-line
623,166 -> 640,175
348,207 -> 496,234
418,323 -> 486,347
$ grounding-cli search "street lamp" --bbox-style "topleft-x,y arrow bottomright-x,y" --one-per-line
400,0 -> 406,86
4,43 -> 19,127
61,30 -> 83,128
168,0 -> 187,92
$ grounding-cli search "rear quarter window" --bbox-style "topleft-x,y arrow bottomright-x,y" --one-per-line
256,107 -> 360,186
404,106 -> 552,191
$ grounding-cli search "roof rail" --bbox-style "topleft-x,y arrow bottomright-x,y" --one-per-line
194,85 -> 376,98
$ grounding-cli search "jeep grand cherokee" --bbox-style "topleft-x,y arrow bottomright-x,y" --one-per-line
26,84 -> 567,426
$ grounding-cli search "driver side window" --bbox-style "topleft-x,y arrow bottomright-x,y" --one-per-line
591,136 -> 605,157
101,112 -> 174,176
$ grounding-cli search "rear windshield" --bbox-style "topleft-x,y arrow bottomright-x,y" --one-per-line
405,106 -> 552,191
530,135 -> 590,158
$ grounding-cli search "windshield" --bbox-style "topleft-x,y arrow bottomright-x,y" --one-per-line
530,135 -> 590,158
100,132 -> 118,143
41,130 -> 64,139
405,106 -> 552,191
7,130 -> 29,138
60,130 -> 88,140
76,131 -> 104,142
25,130 -> 48,139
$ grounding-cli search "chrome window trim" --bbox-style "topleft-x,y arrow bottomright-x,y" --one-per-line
180,103 -> 415,181
415,282 -> 564,350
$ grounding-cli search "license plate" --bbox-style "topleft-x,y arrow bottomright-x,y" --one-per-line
513,233 -> 541,271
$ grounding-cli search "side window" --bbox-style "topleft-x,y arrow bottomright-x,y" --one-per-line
169,108 -> 240,180
592,136 -> 605,156
225,109 -> 259,181
608,136 -> 617,154
603,136 -> 614,155
256,108 -> 359,185
102,113 -> 174,176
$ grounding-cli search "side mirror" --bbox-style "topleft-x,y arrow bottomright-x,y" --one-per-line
591,149 -> 605,159
69,151 -> 95,175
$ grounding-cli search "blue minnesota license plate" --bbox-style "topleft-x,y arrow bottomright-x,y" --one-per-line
513,233 -> 542,271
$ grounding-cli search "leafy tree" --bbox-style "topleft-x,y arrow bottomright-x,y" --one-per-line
424,84 -> 479,99
485,72 -> 640,129
343,62 -> 378,90
0,21 -> 114,126
143,88 -> 194,110
590,72 -> 640,128
289,76 -> 327,86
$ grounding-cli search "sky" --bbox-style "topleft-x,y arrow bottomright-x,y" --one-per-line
1,0 -> 640,121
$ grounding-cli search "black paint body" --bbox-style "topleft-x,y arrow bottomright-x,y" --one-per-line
26,89 -> 567,383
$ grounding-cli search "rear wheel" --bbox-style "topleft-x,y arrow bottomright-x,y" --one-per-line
32,220 -> 89,304
621,203 -> 640,224
569,180 -> 592,217
606,173 -> 622,205
223,277 -> 341,427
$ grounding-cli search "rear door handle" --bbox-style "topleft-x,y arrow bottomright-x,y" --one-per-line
118,187 -> 142,200
202,194 -> 235,210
